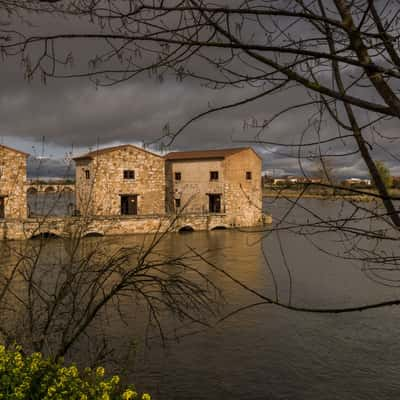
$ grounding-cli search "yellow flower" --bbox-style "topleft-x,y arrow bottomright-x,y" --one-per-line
101,394 -> 110,400
111,375 -> 120,385
80,395 -> 88,400
122,389 -> 138,400
96,366 -> 105,377
47,386 -> 57,397
69,365 -> 79,378
142,394 -> 151,400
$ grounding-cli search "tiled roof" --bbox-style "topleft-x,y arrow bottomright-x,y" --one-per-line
0,144 -> 29,157
164,147 -> 259,160
73,144 -> 163,160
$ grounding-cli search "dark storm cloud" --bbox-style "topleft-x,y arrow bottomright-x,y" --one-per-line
27,157 -> 74,179
1,1 -> 399,178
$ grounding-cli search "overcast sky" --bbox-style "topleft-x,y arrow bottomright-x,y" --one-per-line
1,1 -> 399,179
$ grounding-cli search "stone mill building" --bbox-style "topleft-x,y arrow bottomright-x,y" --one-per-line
73,144 -> 165,217
0,143 -> 265,240
0,145 -> 28,220
165,147 -> 263,227
73,145 -> 263,228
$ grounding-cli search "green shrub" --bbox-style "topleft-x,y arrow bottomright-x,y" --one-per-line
0,345 -> 151,400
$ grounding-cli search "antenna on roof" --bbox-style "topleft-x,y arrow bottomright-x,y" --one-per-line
36,136 -> 49,160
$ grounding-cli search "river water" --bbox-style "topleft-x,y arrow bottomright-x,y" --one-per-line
15,196 -> 400,398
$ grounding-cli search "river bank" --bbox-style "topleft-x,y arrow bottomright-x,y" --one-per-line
263,187 -> 400,202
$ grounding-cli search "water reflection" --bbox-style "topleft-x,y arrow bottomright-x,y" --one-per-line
2,198 -> 400,399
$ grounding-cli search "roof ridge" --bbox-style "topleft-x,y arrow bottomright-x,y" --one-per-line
165,146 -> 249,154
73,144 -> 163,160
0,144 -> 30,157
164,146 -> 261,160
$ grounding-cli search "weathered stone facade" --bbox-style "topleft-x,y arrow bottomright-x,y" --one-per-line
165,147 -> 263,227
0,145 -> 28,220
0,212 -> 272,240
74,145 -> 165,216
0,144 -> 267,240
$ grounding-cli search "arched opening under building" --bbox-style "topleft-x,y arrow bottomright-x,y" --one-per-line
45,186 -> 56,193
210,225 -> 228,230
178,225 -> 195,233
30,232 -> 61,240
27,187 -> 38,195
84,231 -> 104,238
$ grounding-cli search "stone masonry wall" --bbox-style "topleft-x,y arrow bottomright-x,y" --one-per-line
0,147 -> 27,219
75,158 -> 92,215
166,149 -> 263,227
0,213 -> 259,240
166,159 -> 225,214
75,146 -> 165,216
223,149 -> 263,227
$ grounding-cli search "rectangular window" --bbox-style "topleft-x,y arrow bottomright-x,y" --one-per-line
175,198 -> 181,208
0,197 -> 4,219
123,170 -> 135,180
246,171 -> 252,180
85,170 -> 90,179
121,195 -> 138,215
210,171 -> 219,181
175,172 -> 181,181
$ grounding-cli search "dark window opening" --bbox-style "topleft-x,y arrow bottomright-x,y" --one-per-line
175,172 -> 181,181
121,195 -> 138,215
210,171 -> 219,181
85,170 -> 90,179
209,194 -> 221,213
0,197 -> 4,219
175,198 -> 181,208
123,170 -> 135,179
246,171 -> 252,180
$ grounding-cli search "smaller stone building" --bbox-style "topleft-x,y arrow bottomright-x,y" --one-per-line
0,145 -> 29,219
73,144 -> 165,217
165,147 -> 263,227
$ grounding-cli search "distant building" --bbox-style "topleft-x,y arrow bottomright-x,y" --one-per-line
270,176 -> 322,185
0,145 -> 29,219
165,147 -> 262,227
73,144 -> 165,216
342,178 -> 372,186
392,176 -> 400,188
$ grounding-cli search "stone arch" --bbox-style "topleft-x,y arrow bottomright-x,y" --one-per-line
27,187 -> 38,195
210,225 -> 229,231
62,187 -> 74,193
178,225 -> 195,233
45,186 -> 56,193
30,231 -> 61,240
83,231 -> 104,238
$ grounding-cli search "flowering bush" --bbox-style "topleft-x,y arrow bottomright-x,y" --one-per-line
0,345 -> 151,400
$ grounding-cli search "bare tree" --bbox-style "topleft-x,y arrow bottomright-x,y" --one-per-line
0,213 -> 221,364
1,0 -> 400,314
2,1 -> 397,206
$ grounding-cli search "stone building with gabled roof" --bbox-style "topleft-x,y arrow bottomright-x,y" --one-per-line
73,144 -> 165,216
73,144 -> 263,228
0,145 -> 29,219
165,147 -> 263,227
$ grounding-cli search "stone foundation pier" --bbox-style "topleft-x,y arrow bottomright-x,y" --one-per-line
0,213 -> 272,241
